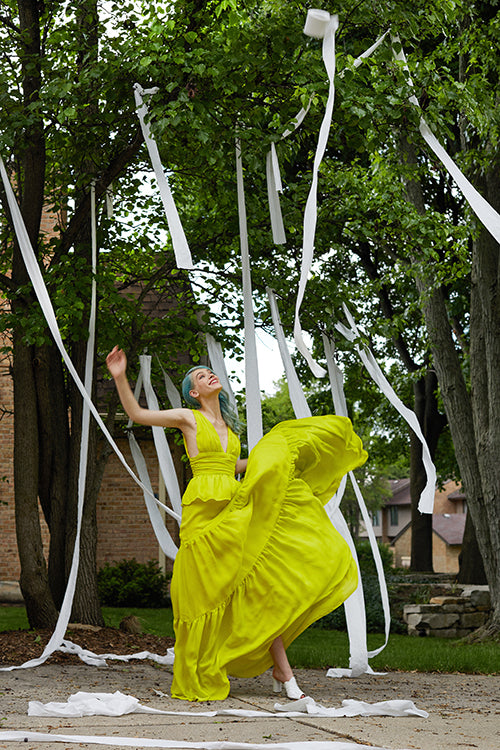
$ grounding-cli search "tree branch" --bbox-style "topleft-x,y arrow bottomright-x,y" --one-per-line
55,126 -> 145,258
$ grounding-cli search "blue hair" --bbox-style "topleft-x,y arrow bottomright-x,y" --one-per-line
181,366 -> 241,435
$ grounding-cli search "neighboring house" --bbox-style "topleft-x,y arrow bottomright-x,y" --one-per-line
360,478 -> 467,574
391,512 -> 466,574
369,478 -> 412,542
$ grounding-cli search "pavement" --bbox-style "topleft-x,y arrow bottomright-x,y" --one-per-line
0,659 -> 498,750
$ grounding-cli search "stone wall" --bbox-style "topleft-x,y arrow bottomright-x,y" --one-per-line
403,588 -> 491,638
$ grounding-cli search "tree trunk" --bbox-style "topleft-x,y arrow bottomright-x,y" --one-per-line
35,340 -> 71,608
11,0 -> 58,628
409,398 -> 432,571
12,322 -> 58,628
65,337 -> 105,626
409,371 -> 446,571
457,512 -> 487,585
467,155 -> 500,628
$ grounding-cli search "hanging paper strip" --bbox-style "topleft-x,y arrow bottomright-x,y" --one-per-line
293,10 -> 340,378
392,36 -> 500,246
266,102 -> 312,244
158,360 -> 183,408
266,148 -> 287,244
106,183 -> 114,219
327,507 -> 369,676
320,336 -> 391,662
125,365 -> 180,560
235,138 -> 263,450
322,333 -> 390,667
321,334 -> 348,417
267,289 -> 388,674
351,29 -> 391,69
139,355 -> 183,519
127,368 -> 181,523
127,430 -> 179,560
335,304 -> 436,513
133,84 -> 193,269
267,288 -> 310,418
268,26 -> 390,244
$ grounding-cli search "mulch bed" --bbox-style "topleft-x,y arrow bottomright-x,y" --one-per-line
0,626 -> 175,666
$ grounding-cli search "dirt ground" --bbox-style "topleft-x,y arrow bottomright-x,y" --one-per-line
0,625 -> 175,666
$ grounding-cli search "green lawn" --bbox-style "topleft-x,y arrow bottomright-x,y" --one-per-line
1,605 -> 498,675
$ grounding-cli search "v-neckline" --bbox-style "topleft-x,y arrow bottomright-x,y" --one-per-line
198,410 -> 229,454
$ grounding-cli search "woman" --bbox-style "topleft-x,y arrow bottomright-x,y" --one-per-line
106,345 -> 367,702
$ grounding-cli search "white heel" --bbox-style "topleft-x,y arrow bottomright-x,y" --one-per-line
272,677 -> 282,694
272,675 -> 305,700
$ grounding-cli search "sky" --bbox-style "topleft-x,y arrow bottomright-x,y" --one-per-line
224,328 -> 286,396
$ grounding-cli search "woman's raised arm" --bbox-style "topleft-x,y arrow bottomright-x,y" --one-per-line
106,346 -> 194,431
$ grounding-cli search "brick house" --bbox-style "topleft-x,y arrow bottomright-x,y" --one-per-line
361,479 -> 467,573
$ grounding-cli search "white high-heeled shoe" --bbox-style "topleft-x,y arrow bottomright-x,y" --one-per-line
272,675 -> 305,700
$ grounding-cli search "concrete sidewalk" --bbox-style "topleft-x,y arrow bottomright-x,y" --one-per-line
0,661 -> 498,749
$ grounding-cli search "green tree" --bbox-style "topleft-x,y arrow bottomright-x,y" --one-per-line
0,0 -> 236,626
249,1 -> 498,621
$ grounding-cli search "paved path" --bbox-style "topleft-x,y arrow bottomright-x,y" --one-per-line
0,661 -> 498,749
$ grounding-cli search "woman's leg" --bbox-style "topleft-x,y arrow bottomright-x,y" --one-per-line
269,636 -> 305,699
269,636 -> 293,683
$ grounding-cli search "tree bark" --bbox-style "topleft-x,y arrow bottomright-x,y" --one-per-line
410,371 -> 446,571
457,511 -> 487,585
467,155 -> 500,627
12,0 -> 58,628
65,334 -> 105,626
35,340 -> 71,608
12,321 -> 58,627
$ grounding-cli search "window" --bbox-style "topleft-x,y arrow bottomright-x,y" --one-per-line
371,510 -> 380,526
389,506 -> 399,526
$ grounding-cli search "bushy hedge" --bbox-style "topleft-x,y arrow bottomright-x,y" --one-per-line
97,558 -> 171,608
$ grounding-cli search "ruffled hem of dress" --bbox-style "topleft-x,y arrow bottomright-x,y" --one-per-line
174,521 -> 357,681
174,477 -> 351,626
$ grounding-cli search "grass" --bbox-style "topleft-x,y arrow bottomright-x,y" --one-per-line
1,605 -> 498,675
102,606 -> 175,636
288,627 -> 500,675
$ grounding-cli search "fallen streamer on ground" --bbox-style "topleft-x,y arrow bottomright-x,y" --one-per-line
27,690 -> 428,719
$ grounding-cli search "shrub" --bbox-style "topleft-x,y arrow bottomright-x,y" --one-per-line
97,558 -> 171,608
354,539 -> 394,575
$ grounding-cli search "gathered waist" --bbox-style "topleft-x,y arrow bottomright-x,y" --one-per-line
189,452 -> 236,478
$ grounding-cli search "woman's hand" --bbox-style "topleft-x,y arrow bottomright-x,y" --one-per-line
235,458 -> 248,475
106,345 -> 127,380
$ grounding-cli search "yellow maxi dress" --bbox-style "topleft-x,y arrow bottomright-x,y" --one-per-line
169,410 -> 367,701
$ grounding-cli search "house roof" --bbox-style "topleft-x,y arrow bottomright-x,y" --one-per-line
386,478 -> 411,506
432,513 -> 466,545
386,479 -> 465,508
447,487 -> 465,501
390,513 -> 466,547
